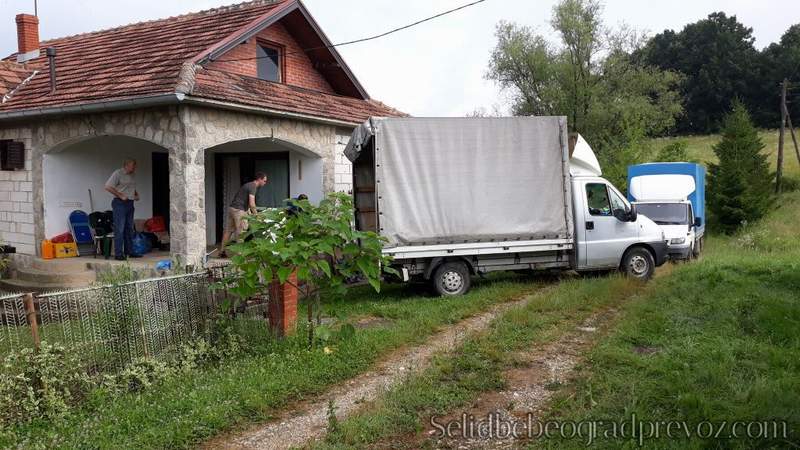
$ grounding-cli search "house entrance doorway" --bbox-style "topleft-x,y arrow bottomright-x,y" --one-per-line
214,152 -> 290,243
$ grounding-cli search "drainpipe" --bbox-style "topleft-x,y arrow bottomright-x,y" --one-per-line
47,47 -> 56,94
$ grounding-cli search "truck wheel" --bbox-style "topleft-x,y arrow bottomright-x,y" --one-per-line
621,247 -> 655,280
692,237 -> 702,258
432,262 -> 471,296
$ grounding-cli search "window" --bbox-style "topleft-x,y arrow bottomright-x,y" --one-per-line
257,44 -> 281,82
635,203 -> 691,225
586,183 -> 611,216
608,188 -> 628,214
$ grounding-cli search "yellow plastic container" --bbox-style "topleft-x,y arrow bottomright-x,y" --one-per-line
54,242 -> 79,258
41,240 -> 55,259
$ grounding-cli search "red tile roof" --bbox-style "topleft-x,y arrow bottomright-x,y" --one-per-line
0,0 -> 404,124
0,61 -> 37,101
193,68 -> 406,123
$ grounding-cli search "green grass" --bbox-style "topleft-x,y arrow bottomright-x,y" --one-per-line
315,192 -> 800,449
545,191 -> 800,448
651,129 -> 800,177
1,275 -> 542,449
315,275 -> 643,449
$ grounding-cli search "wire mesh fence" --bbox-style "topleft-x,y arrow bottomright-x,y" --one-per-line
0,267 -> 269,372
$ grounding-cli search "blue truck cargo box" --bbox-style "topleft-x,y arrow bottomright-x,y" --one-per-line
627,162 -> 706,229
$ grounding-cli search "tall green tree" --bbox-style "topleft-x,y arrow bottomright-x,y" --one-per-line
638,12 -> 760,133
707,101 -> 773,233
487,0 -> 682,188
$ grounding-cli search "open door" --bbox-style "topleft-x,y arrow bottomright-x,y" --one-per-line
152,152 -> 170,230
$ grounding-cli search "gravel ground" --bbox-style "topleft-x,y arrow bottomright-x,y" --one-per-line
425,307 -> 621,449
204,293 -> 540,450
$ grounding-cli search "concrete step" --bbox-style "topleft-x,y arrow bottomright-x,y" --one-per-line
16,267 -> 96,285
31,257 -> 91,272
0,277 -> 93,294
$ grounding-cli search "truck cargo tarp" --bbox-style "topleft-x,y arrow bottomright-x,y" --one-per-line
346,117 -> 573,248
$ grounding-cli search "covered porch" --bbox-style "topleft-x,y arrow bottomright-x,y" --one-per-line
40,133 -> 325,264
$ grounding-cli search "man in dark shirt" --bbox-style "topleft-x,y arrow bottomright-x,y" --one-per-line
219,172 -> 268,257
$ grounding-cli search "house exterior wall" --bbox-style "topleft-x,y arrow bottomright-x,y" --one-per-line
208,21 -> 336,94
0,104 -> 353,265
0,126 -> 34,255
334,128 -> 353,193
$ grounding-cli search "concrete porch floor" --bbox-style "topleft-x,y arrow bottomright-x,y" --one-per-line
78,248 -> 230,272
2,248 -> 231,293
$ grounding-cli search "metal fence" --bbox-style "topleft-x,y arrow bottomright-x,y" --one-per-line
0,268 -> 268,372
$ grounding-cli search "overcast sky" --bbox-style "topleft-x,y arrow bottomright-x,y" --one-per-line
1,0 -> 798,116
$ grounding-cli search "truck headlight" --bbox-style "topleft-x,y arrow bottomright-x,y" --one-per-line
670,237 -> 686,245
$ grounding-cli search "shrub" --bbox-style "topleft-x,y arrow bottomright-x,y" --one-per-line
225,192 -> 395,347
0,327 -> 249,427
0,342 -> 92,425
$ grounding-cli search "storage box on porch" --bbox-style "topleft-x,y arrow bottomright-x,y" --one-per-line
54,242 -> 79,258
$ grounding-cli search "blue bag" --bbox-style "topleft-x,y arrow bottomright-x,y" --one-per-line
131,232 -> 152,255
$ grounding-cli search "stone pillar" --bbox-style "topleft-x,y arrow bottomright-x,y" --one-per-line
268,272 -> 298,337
168,140 -> 207,268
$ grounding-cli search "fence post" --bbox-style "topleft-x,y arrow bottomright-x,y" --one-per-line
23,293 -> 40,351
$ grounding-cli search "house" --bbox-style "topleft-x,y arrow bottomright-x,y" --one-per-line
0,0 -> 404,266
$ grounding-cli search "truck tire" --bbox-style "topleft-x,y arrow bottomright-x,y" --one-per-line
621,247 -> 655,280
692,237 -> 702,258
432,261 -> 471,296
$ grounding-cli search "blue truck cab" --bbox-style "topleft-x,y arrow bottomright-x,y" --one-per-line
627,163 -> 706,260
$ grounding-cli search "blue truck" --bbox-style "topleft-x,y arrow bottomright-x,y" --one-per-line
627,162 -> 706,260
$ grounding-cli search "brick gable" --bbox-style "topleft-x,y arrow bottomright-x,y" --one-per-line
208,21 -> 335,94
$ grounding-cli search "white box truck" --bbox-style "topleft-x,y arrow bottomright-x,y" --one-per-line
345,117 -> 668,295
627,163 -> 706,260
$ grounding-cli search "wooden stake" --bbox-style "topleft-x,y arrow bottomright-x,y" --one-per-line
23,293 -> 40,351
777,79 -> 787,194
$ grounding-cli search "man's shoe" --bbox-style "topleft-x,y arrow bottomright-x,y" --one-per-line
115,255 -> 126,261
128,254 -> 143,258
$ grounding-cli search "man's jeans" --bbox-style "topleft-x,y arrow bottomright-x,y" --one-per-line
112,198 -> 135,258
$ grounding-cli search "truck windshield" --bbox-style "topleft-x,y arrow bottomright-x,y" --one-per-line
636,203 -> 689,225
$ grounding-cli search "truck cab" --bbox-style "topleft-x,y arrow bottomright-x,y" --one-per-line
632,200 -> 696,260
570,136 -> 668,277
627,163 -> 706,261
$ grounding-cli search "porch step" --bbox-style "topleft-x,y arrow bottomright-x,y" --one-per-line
0,277 -> 93,293
16,267 -> 96,285
31,258 -> 91,272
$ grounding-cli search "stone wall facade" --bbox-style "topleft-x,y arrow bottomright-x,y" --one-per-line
0,104 -> 353,265
334,128 -> 353,193
0,126 -> 34,255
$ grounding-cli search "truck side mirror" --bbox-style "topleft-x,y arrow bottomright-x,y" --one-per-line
613,209 -> 628,222
694,217 -> 702,227
628,204 -> 638,222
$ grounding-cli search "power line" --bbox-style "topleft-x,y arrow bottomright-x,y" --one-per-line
212,0 -> 488,63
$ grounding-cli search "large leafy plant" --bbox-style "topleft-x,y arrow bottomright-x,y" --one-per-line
224,192 -> 395,344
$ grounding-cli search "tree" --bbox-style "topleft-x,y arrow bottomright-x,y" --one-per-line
653,140 -> 692,162
486,0 -> 682,188
751,24 -> 800,127
638,12 -> 760,133
223,193 -> 395,345
707,101 -> 773,233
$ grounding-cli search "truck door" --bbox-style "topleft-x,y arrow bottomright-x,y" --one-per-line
582,182 -> 639,268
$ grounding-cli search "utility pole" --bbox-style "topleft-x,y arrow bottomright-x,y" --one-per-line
776,79 -> 787,194
784,86 -> 800,166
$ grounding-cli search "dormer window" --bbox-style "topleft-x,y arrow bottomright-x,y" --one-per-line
257,42 -> 282,82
